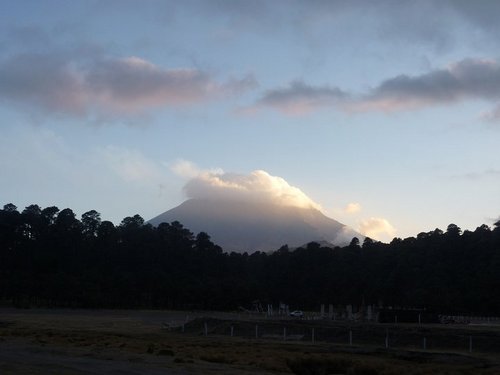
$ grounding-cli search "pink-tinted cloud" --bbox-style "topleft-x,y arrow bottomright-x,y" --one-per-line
353,58 -> 500,112
0,53 -> 255,118
255,80 -> 347,115
86,57 -> 214,112
253,59 -> 500,118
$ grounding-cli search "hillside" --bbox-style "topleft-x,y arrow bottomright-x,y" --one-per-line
149,198 -> 361,252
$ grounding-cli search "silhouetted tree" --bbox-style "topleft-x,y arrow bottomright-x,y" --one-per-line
349,237 -> 360,248
0,203 -> 499,313
81,210 -> 101,238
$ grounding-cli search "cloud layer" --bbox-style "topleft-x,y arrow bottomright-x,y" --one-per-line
256,80 -> 347,115
253,58 -> 500,119
356,58 -> 500,112
0,53 -> 256,118
174,166 -> 322,211
4,48 -> 500,121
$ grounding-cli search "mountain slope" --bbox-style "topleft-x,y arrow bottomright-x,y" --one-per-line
149,198 -> 361,253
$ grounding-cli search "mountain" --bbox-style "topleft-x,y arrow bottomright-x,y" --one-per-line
149,198 -> 362,253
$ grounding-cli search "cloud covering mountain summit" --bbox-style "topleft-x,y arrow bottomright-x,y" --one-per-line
168,161 -> 397,242
182,168 -> 322,211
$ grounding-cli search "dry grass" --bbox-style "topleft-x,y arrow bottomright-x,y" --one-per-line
1,309 -> 499,374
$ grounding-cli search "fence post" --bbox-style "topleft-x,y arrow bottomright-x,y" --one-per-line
418,313 -> 421,325
312,328 -> 315,344
204,322 -> 208,336
283,327 -> 286,341
255,324 -> 258,339
469,336 -> 472,353
349,330 -> 353,346
385,329 -> 389,349
230,326 -> 234,337
423,337 -> 426,350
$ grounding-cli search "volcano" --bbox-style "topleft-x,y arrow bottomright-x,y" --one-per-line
149,198 -> 361,253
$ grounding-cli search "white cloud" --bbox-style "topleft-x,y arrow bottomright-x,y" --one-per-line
100,146 -> 167,186
0,127 -> 177,223
344,202 -> 361,214
359,217 -> 396,242
169,159 -> 202,179
176,165 -> 323,211
169,159 -> 223,179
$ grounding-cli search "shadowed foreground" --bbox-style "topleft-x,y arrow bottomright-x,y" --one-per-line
1,309 -> 500,374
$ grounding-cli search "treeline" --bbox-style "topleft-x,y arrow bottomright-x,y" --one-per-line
1,203 -> 499,314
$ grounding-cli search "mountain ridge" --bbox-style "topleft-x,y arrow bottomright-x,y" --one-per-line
149,198 -> 362,253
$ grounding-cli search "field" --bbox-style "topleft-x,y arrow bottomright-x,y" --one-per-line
1,308 -> 500,374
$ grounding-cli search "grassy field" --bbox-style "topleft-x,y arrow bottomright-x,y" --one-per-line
1,308 -> 499,374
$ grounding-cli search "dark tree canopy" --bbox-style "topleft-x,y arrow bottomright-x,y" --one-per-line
0,202 -> 499,314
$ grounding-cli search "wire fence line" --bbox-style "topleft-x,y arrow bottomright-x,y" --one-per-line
178,319 -> 500,354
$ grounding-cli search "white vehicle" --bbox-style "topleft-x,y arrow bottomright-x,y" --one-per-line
289,310 -> 304,318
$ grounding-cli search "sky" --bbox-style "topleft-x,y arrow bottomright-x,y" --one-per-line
1,0 -> 500,242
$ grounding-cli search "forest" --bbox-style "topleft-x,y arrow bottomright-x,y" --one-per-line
1,203 -> 499,314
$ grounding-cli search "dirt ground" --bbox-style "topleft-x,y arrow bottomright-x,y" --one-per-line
1,308 -> 499,374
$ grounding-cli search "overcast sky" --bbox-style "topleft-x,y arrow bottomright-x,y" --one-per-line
1,0 -> 500,242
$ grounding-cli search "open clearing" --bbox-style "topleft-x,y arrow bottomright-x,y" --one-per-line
1,308 -> 499,374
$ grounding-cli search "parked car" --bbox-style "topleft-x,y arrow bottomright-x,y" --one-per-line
289,310 -> 304,318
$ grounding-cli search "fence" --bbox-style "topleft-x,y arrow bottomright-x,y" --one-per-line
179,318 -> 500,354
